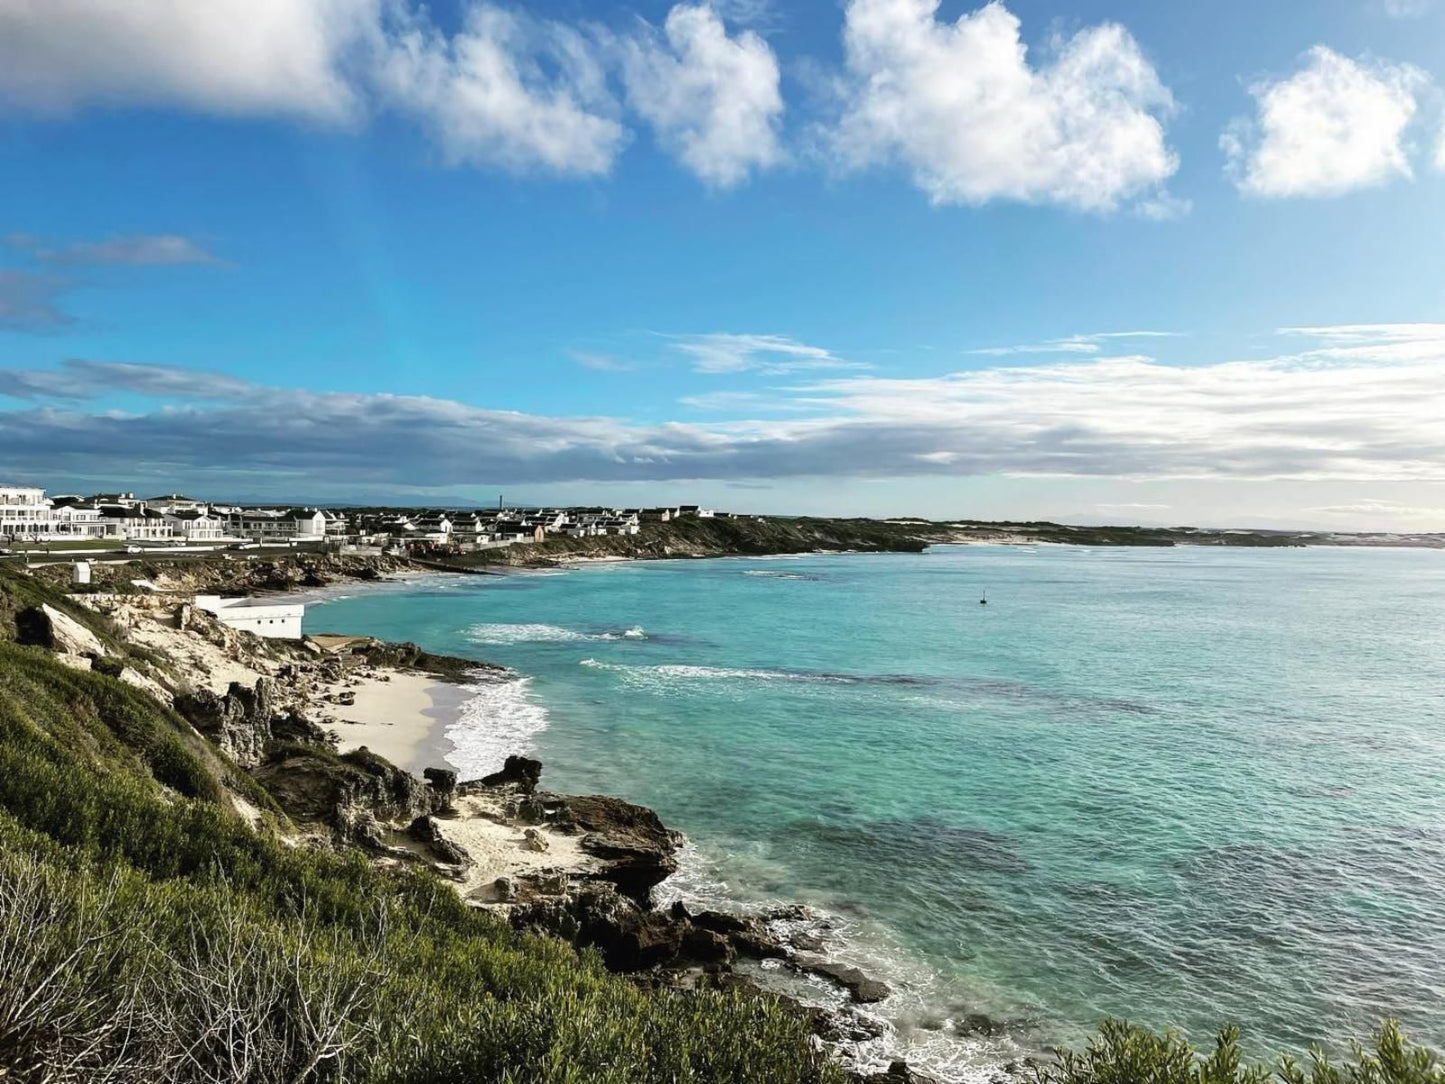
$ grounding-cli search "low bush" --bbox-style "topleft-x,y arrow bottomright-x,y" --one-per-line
1039,1018 -> 1443,1084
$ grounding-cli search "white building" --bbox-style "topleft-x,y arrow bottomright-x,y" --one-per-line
0,485 -> 55,539
99,506 -> 173,541
196,595 -> 304,639
146,493 -> 207,514
228,508 -> 327,543
163,509 -> 226,541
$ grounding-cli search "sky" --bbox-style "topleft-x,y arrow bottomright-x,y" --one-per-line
1,0 -> 1444,529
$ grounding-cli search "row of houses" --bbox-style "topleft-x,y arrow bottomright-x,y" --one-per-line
1,484 -> 722,547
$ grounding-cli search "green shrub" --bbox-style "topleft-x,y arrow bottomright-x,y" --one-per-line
0,625 -> 841,1083
1039,1019 -> 1443,1084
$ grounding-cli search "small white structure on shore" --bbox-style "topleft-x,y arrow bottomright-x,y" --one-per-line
72,561 -> 91,586
195,594 -> 304,639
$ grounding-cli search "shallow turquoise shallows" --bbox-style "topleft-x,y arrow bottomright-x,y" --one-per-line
306,545 -> 1445,1079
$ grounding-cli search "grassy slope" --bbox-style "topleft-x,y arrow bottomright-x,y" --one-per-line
0,571 -> 841,1084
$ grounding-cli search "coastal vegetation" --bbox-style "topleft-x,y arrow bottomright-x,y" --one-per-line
1039,1019 -> 1442,1084
0,565 -> 841,1083
0,560 -> 1439,1083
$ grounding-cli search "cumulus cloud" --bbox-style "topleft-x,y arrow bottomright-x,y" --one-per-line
7,232 -> 225,267
669,333 -> 862,373
4,325 -> 1444,489
376,5 -> 626,176
830,0 -> 1178,211
0,0 -> 379,122
619,3 -> 784,187
0,271 -> 74,331
1222,47 -> 1428,197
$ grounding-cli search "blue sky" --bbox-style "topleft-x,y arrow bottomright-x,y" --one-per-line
2,0 -> 1444,527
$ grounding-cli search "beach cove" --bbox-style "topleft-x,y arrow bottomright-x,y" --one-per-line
308,544 -> 1445,1081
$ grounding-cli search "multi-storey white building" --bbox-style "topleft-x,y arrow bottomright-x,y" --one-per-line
227,508 -> 327,543
0,485 -> 56,539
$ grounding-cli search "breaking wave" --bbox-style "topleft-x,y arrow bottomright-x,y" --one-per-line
577,659 -> 934,688
446,673 -> 550,779
467,622 -> 648,644
655,841 -> 1033,1083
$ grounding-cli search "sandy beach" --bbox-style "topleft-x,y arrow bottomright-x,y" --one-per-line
80,586 -> 474,781
322,669 -> 467,777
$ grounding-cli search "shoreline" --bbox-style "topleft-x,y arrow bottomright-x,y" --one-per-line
291,566 -> 1028,1082
81,553 -> 1096,1081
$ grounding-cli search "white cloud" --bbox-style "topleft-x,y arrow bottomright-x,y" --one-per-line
7,233 -> 225,267
376,5 -> 626,176
5,325 -> 1444,490
619,4 -> 784,187
830,0 -> 1178,211
571,351 -> 640,372
0,0 -> 378,122
969,331 -> 1181,357
670,333 -> 863,373
1379,0 -> 1431,17
1222,47 -> 1428,198
0,271 -> 73,331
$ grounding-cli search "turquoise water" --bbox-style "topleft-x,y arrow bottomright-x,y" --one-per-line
307,546 -> 1445,1078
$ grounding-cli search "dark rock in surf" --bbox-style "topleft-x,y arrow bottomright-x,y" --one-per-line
802,959 -> 891,1004
553,793 -> 681,905
855,1060 -> 941,1084
479,754 -> 543,793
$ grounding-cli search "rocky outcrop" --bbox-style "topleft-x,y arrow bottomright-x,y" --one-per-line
423,767 -> 458,811
801,959 -> 891,1004
477,754 -> 543,792
854,1061 -> 942,1084
254,745 -> 441,836
173,678 -> 277,768
510,885 -> 798,973
32,552 -> 418,596
15,604 -> 109,659
552,793 -> 682,905
408,814 -> 473,868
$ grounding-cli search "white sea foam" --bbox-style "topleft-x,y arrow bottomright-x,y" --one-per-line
655,840 -> 1027,1082
445,673 -> 550,779
578,659 -> 821,689
468,622 -> 649,645
578,659 -> 860,691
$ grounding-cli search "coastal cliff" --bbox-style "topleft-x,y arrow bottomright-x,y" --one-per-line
0,561 -> 919,1083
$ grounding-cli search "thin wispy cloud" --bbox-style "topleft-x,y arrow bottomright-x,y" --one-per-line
669,333 -> 865,374
6,232 -> 226,267
571,351 -> 641,372
968,331 -> 1182,357
1305,499 -> 1445,524
0,270 -> 74,332
0,359 -> 255,402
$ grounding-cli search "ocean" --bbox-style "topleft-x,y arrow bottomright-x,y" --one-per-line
305,544 -> 1445,1080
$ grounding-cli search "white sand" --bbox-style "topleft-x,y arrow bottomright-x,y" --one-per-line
439,791 -> 599,903
321,670 -> 456,777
